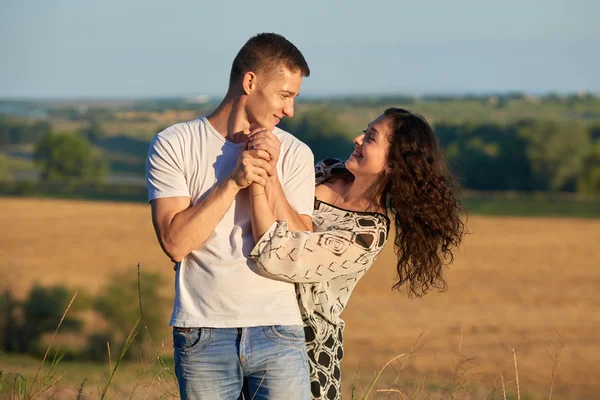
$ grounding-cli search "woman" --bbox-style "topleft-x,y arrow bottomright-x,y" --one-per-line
248,108 -> 466,400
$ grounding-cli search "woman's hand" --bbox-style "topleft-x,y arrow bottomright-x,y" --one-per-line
248,129 -> 280,176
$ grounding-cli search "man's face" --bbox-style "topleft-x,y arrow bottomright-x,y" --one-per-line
246,67 -> 303,131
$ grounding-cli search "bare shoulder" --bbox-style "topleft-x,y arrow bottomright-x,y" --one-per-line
315,184 -> 333,201
315,179 -> 347,204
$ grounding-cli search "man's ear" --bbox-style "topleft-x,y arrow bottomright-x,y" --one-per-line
242,72 -> 257,95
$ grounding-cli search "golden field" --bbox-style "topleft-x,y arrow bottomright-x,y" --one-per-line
1,197 -> 599,398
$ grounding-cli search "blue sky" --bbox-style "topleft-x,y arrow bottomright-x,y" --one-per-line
0,0 -> 598,98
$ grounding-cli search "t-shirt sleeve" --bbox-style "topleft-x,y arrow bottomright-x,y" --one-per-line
281,143 -> 315,217
146,132 -> 190,202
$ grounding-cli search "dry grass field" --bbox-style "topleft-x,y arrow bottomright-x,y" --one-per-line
1,197 -> 599,398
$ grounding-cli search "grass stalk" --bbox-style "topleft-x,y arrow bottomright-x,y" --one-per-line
362,353 -> 406,399
512,348 -> 520,400
351,361 -> 360,400
136,263 -> 177,391
107,341 -> 112,376
76,379 -> 87,400
376,388 -> 405,399
26,291 -> 78,399
99,316 -> 141,400
548,330 -> 564,400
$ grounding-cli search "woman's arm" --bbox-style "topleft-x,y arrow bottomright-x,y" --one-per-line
248,216 -> 388,283
249,183 -> 277,242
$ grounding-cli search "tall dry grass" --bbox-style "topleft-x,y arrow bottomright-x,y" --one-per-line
1,197 -> 599,398
1,264 -> 178,400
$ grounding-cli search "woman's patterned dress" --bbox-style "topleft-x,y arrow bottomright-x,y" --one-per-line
249,159 -> 390,400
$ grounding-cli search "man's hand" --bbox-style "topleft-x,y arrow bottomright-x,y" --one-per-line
248,129 -> 280,176
230,149 -> 273,188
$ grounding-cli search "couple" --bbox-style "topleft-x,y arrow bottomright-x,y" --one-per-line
146,33 -> 465,400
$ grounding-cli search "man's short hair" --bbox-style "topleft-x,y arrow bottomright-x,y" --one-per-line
229,33 -> 310,86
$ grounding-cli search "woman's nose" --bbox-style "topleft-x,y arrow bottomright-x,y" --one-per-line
353,133 -> 364,146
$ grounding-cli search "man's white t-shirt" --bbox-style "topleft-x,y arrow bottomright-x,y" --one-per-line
146,117 -> 315,328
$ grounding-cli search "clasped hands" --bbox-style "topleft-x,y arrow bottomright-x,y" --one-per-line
230,128 -> 281,189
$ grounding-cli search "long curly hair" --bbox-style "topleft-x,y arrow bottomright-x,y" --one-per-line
377,108 -> 467,297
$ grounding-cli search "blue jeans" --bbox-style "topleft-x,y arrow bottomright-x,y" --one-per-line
173,326 -> 310,399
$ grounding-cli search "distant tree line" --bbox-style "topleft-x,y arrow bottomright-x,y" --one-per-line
436,120 -> 600,194
2,110 -> 600,194
0,154 -> 10,182
0,116 -> 110,183
279,108 -> 356,164
283,110 -> 600,195
0,117 -> 51,146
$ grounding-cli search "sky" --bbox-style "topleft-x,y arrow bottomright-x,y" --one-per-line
0,0 -> 598,99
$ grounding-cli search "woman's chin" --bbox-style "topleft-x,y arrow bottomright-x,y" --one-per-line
345,158 -> 358,173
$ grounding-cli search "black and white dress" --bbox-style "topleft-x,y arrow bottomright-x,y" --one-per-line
249,159 -> 390,400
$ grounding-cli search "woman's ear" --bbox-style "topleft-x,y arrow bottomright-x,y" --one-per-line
242,72 -> 257,95
385,165 -> 393,175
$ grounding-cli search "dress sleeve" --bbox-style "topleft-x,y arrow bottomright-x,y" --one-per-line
314,158 -> 349,185
248,217 -> 388,283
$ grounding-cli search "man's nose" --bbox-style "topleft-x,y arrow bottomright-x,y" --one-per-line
282,99 -> 294,117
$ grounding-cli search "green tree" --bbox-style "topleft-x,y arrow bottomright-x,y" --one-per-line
279,108 -> 354,162
80,117 -> 106,144
518,121 -> 591,191
34,133 -> 108,182
578,140 -> 600,194
1,286 -> 83,354
589,123 -> 600,141
0,117 -> 51,146
0,154 -> 11,182
435,122 -> 533,191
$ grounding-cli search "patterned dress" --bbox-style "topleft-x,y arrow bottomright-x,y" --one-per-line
249,159 -> 390,400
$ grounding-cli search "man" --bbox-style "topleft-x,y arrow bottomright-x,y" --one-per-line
146,33 -> 315,399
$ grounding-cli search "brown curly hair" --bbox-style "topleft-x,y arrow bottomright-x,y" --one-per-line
377,108 -> 467,297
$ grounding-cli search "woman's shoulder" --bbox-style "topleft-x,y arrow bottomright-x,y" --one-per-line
314,183 -> 337,203
315,197 -> 390,228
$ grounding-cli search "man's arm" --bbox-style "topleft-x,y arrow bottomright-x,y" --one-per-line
151,149 -> 271,262
152,179 -> 239,262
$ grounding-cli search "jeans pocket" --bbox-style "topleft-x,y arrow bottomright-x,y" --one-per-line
265,325 -> 306,346
173,328 -> 212,354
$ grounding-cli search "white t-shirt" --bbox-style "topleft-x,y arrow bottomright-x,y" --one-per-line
146,117 -> 315,328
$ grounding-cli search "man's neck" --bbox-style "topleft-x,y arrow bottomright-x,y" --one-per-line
206,94 -> 252,144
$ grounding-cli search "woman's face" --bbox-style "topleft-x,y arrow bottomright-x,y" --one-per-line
345,114 -> 391,178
